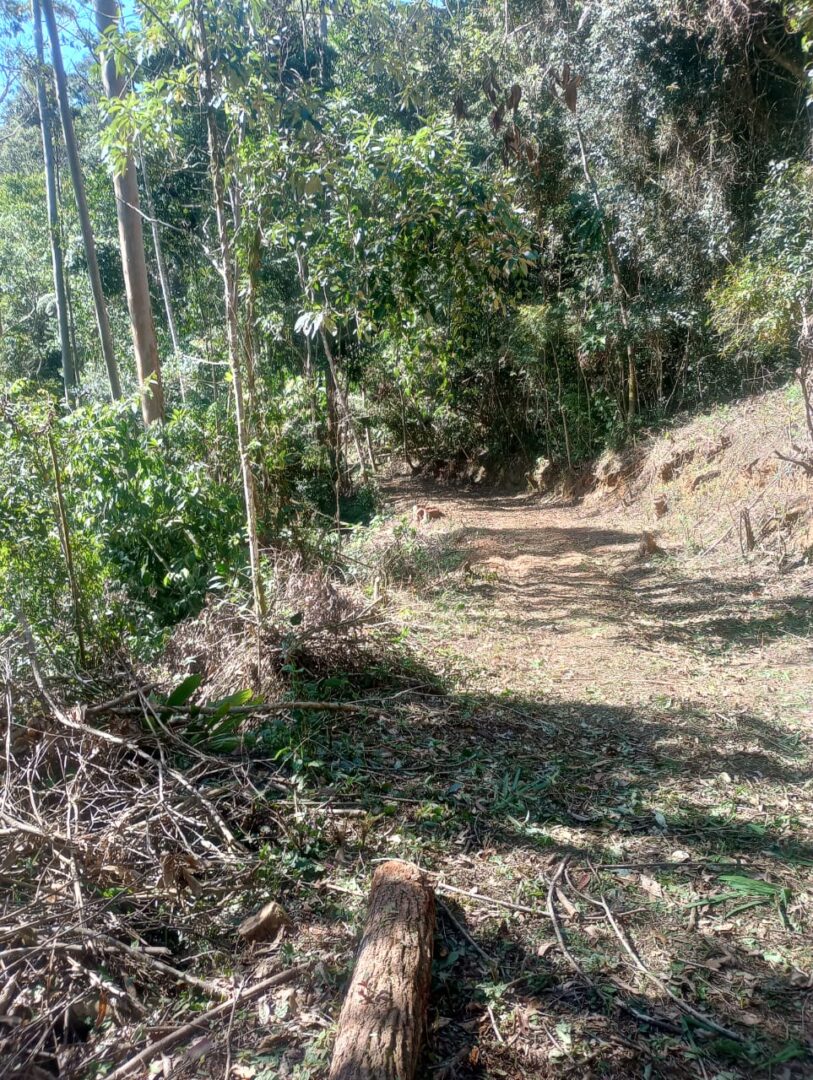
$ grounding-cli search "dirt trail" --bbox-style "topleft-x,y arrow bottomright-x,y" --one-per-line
392,479 -> 812,729
371,478 -> 813,1075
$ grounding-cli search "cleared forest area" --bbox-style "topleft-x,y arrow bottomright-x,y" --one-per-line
1,0 -> 812,1077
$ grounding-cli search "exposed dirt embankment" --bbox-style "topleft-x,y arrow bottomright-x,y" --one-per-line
587,385 -> 813,572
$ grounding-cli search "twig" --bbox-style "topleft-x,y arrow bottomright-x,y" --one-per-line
85,684 -> 158,715
171,698 -> 371,717
691,468 -> 785,562
598,897 -> 745,1042
486,1003 -> 504,1043
437,881 -> 545,917
774,450 -> 813,475
222,976 -> 244,1079
546,858 -> 681,1035
17,619 -> 243,853
0,807 -> 74,848
597,860 -> 737,871
103,967 -> 307,1080
2,658 -> 12,812
73,928 -> 226,997
437,897 -> 498,972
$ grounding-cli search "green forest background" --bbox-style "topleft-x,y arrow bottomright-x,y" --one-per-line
1,0 -> 812,664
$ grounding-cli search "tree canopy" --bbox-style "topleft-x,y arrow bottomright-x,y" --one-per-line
1,0 -> 811,653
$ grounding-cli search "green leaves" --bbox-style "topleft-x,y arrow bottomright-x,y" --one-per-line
209,687 -> 260,719
165,673 -> 202,707
163,684 -> 264,753
688,874 -> 793,926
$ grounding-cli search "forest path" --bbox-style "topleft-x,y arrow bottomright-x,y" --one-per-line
385,476 -> 810,728
368,477 -> 813,1075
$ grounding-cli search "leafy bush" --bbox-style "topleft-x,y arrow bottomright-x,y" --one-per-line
1,386 -> 247,662
709,163 -> 813,371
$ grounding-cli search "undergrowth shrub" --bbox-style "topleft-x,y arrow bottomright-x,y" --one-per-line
1,383 -> 377,670
343,515 -> 462,588
2,387 -> 248,663
709,162 -> 813,378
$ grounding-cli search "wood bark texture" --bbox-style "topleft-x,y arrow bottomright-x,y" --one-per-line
96,0 -> 164,425
329,860 -> 434,1080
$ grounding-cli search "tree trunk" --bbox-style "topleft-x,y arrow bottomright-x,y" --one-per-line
95,0 -> 164,425
329,860 -> 434,1080
138,146 -> 179,356
318,0 -> 328,82
32,0 -> 76,404
241,227 -> 262,426
40,0 -> 122,400
575,121 -> 637,421
55,153 -> 81,376
361,388 -> 378,476
196,4 -> 266,620
319,328 -> 370,482
47,429 -> 85,666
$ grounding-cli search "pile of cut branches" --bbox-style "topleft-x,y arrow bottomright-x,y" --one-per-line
159,552 -> 391,702
0,642 -> 309,1078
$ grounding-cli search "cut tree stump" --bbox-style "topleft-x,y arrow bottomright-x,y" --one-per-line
329,860 -> 435,1080
238,900 -> 290,943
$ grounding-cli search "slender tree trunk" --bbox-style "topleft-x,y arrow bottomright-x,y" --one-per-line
40,0 -> 121,400
361,388 -> 377,475
47,429 -> 86,667
65,266 -> 80,379
325,352 -> 341,488
319,328 -> 370,482
241,227 -> 262,424
138,145 -> 179,356
294,249 -> 319,425
32,0 -> 75,404
196,5 -> 266,620
54,153 -> 81,378
95,0 -> 164,424
140,146 -> 187,403
318,0 -> 327,82
575,121 -> 637,421
241,227 -> 275,515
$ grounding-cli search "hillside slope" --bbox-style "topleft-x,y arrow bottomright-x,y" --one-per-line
591,383 -> 813,574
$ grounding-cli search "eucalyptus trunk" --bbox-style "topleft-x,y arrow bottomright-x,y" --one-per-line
196,5 -> 266,620
95,0 -> 164,425
32,0 -> 75,404
40,0 -> 121,400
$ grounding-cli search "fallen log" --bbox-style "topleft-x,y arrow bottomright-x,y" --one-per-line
329,860 -> 435,1080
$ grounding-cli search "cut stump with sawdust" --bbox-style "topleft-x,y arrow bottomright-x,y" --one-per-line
238,900 -> 290,943
329,859 -> 435,1080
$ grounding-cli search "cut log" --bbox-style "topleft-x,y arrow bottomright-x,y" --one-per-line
329,860 -> 435,1080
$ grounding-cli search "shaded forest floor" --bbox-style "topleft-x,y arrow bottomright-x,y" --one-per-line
4,463 -> 812,1080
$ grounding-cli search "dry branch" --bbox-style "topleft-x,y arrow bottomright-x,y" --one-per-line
546,858 -> 682,1035
103,967 -> 306,1080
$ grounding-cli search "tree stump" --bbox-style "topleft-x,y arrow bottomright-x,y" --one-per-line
328,860 -> 435,1080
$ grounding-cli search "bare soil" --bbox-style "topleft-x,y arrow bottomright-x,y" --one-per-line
375,471 -> 813,1078
390,475 -> 812,721
5,453 -> 811,1080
